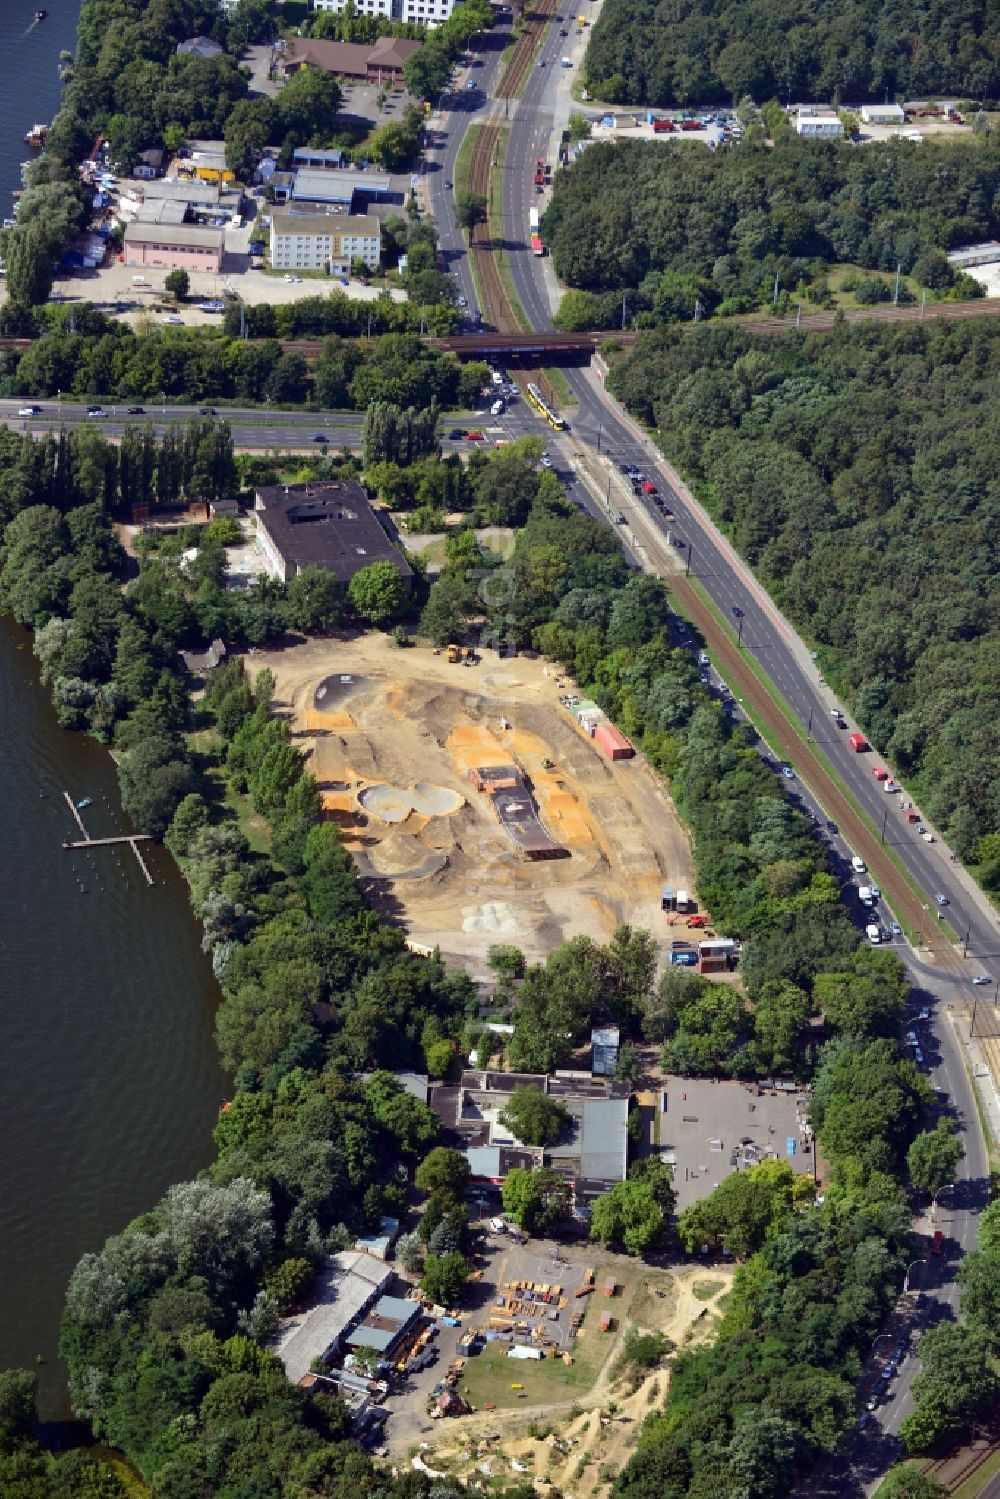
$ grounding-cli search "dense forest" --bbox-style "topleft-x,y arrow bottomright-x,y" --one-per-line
543,135 -> 993,327
2,324 -> 484,409
608,316 -> 1000,882
583,0 -> 1000,107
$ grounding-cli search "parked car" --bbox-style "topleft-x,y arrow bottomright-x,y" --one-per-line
447,428 -> 465,439
780,764 -> 795,780
972,974 -> 992,985
465,430 -> 485,441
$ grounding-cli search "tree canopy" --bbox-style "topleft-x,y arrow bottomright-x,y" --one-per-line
584,0 -> 1000,107
543,136 -> 994,325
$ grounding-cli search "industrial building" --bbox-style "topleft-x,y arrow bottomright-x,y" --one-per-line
860,103 -> 906,125
947,241 -> 1000,269
429,1069 -> 631,1202
121,220 -> 224,271
269,209 -> 382,274
253,481 -> 413,590
793,106 -> 843,138
273,1250 -> 392,1384
346,1294 -> 422,1356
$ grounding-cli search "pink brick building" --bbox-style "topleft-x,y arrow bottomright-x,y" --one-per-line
122,221 -> 224,271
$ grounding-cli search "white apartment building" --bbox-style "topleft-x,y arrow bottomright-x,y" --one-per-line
312,0 -> 462,23
216,0 -> 241,13
270,210 -> 382,274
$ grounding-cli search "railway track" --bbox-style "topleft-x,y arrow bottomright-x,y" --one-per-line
495,0 -> 558,99
921,1438 -> 1000,1492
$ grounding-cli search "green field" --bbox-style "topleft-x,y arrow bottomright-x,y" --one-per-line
456,1270 -> 618,1411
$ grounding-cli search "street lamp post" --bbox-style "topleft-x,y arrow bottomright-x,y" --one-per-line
685,541 -> 692,577
732,606 -> 744,647
880,806 -> 888,845
930,1182 -> 955,1224
904,1258 -> 923,1293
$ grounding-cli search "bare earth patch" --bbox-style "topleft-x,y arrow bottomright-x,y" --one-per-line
247,635 -> 696,973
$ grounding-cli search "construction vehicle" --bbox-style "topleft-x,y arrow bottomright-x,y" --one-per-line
446,643 -> 462,663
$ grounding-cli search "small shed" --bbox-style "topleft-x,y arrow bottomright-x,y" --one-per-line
603,1277 -> 617,1298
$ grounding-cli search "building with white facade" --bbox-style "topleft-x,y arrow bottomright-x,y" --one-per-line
793,106 -> 843,138
269,209 -> 381,274
860,103 -> 905,125
312,0 -> 462,23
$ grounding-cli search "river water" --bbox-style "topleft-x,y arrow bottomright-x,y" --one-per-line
0,619 -> 225,1416
0,2 -> 225,1414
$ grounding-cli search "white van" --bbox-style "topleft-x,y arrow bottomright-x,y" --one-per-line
851,855 -> 866,874
491,399 -> 504,416
866,924 -> 881,944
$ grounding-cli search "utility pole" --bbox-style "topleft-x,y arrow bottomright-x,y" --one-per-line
921,290 -> 926,319
772,274 -> 780,306
807,707 -> 813,738
963,925 -> 971,959
893,263 -> 902,305
880,806 -> 888,844
596,421 -> 602,453
685,541 -> 692,576
621,295 -> 628,330
732,606 -> 744,646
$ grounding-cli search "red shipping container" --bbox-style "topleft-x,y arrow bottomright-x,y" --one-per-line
594,722 -> 634,760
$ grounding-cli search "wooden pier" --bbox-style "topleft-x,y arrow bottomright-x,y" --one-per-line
61,792 -> 155,886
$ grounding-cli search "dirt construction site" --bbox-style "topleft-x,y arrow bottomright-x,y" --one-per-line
247,635 -> 695,973
405,1260 -> 734,1497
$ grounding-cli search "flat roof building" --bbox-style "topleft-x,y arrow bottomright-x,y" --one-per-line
432,1069 -> 631,1201
346,1293 -> 422,1354
122,220 -> 224,271
270,209 -> 382,274
253,481 -> 413,589
291,167 -> 393,204
793,106 -> 843,139
860,103 -> 905,125
273,1250 -> 392,1384
313,0 -> 465,23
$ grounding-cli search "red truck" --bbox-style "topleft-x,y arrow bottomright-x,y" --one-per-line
849,732 -> 868,752
652,118 -> 675,133
931,1229 -> 943,1255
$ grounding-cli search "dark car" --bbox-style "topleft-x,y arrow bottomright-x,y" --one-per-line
448,427 -> 465,439
199,406 -> 217,416
125,405 -> 145,414
312,434 -> 327,442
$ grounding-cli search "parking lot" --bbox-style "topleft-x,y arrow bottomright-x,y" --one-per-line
658,1076 -> 815,1210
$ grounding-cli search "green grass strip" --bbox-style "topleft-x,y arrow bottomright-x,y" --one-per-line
542,364 -> 576,405
686,574 -> 946,948
453,120 -> 478,205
